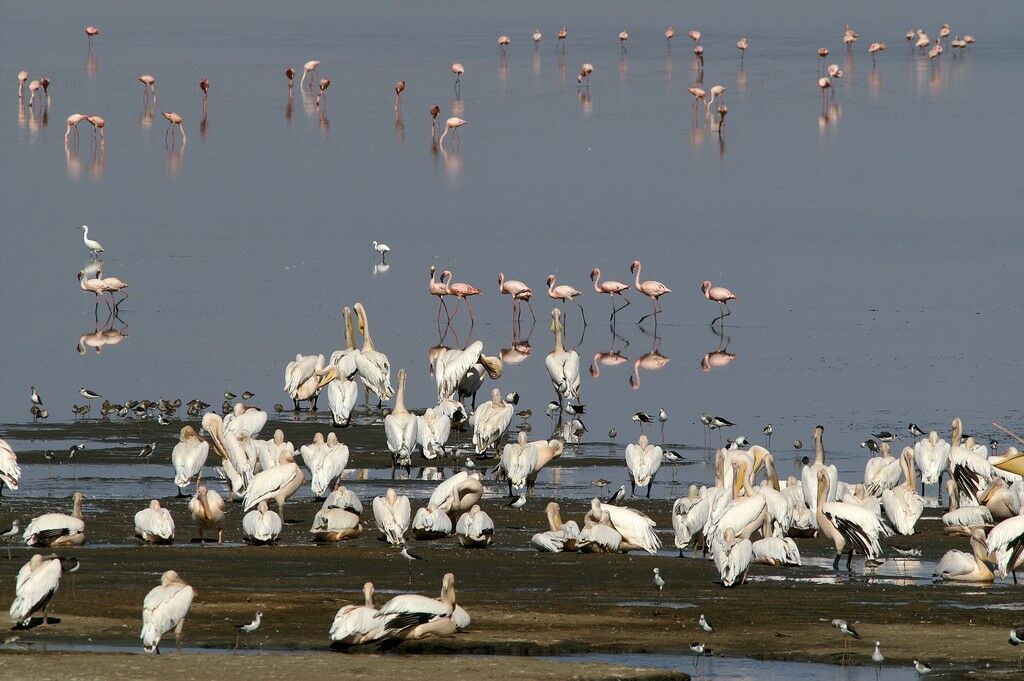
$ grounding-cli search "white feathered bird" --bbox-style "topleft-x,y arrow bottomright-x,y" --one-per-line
500,431 -> 539,495
0,438 -> 22,493
134,499 -> 175,543
242,454 -> 304,523
417,406 -> 452,460
471,388 -> 513,455
914,430 -> 950,488
171,426 -> 208,495
881,447 -> 925,535
310,435 -> 350,498
456,504 -> 494,547
625,434 -> 663,498
242,501 -> 283,544
595,499 -> 661,554
986,514 -> 1024,582
140,570 -> 195,653
384,369 -> 417,469
330,582 -> 385,645
24,492 -> 85,546
714,528 -> 753,587
9,554 -> 62,626
353,302 -> 394,402
373,488 -> 411,546
545,308 -> 580,403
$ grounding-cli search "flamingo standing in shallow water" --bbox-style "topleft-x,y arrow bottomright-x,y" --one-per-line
285,67 -> 295,88
429,266 -> 451,323
498,273 -> 534,322
439,117 -> 466,148
301,60 -> 320,90
443,271 -> 482,322
590,268 -> 630,318
65,113 -> 88,144
631,260 -> 671,324
85,26 -> 99,43
737,38 -> 749,59
163,112 -> 186,145
702,280 -> 737,326
138,74 -> 156,99
546,275 -> 586,327
451,63 -> 464,92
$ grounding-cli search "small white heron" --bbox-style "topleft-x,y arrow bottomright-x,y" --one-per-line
80,225 -> 104,258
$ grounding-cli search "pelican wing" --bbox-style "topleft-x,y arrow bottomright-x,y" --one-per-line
545,350 -> 581,401
822,501 -> 890,560
312,446 -> 350,498
952,447 -> 995,505
881,487 -> 925,535
417,409 -> 451,460
384,413 -> 417,461
141,584 -> 194,650
327,378 -> 359,427
134,508 -> 175,540
323,486 -> 363,514
752,537 -> 801,566
600,503 -> 660,554
934,549 -> 979,579
242,508 -> 282,542
436,342 -> 484,400
23,513 -> 85,545
914,437 -> 950,485
172,440 -> 209,488
986,515 -> 1024,577
373,495 -> 411,545
501,442 -> 539,488
531,530 -> 565,552
625,443 -> 663,486
0,441 -> 21,490
330,348 -> 360,380
9,559 -> 61,623
472,402 -> 513,453
311,508 -> 361,533
243,462 -> 302,511
715,537 -> 753,587
330,604 -> 380,644
577,522 -> 622,551
356,350 -> 393,400
412,506 -> 452,535
864,457 -> 901,497
942,505 -> 993,529
428,471 -> 469,509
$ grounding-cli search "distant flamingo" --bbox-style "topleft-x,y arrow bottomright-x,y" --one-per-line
78,271 -> 113,311
87,115 -> 105,144
17,71 -> 28,99
688,30 -> 701,44
577,63 -> 594,88
163,112 -> 186,145
694,44 -> 704,66
868,42 -> 886,64
557,27 -> 567,49
706,85 -> 726,112
716,106 -> 728,133
96,271 -> 129,306
429,265 -> 450,323
915,32 -> 930,51
737,37 -> 749,59
199,79 -> 209,103
631,260 -> 671,324
138,74 -> 156,97
701,280 -> 737,326
619,31 -> 629,50
285,67 -> 295,88
818,77 -> 831,108
301,60 -> 320,90
430,104 -> 441,138
546,275 -> 586,326
85,26 -> 100,42
40,77 -> 50,100
665,27 -> 675,47
498,36 -> 510,54
443,271 -> 482,322
451,63 -> 464,91
533,30 -> 542,45
394,80 -> 405,110
317,78 -> 331,106
439,117 -> 466,148
65,113 -> 88,144
590,268 -> 630,317
843,25 -> 859,49
687,86 -> 707,111
498,273 -> 534,322
27,80 -> 40,106
939,23 -> 951,40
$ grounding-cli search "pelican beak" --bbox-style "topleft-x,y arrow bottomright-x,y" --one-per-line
480,355 -> 503,379
733,464 -> 746,497
993,452 -> 1024,477
752,448 -> 766,474
317,366 -> 338,389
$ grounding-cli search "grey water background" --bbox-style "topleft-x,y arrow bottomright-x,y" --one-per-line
2,0 -> 1023,461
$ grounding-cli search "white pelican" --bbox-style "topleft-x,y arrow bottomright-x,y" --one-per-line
24,492 -> 85,546
978,477 -> 1023,521
842,484 -> 883,519
310,507 -> 363,541
284,353 -> 330,411
526,438 -> 565,491
471,388 -> 513,455
500,431 -> 539,496
672,485 -> 710,555
323,483 -> 363,514
801,426 -> 839,516
758,453 -> 795,534
706,461 -> 767,552
134,499 -> 175,544
942,479 -> 994,535
325,365 -> 358,428
330,582 -> 384,645
373,488 -> 411,546
0,438 -> 21,494
374,573 -> 458,641
171,426 -> 208,497
714,528 -> 753,587
577,511 -> 623,553
986,514 -> 1024,582
242,453 -> 304,522
949,417 -> 994,505
781,476 -> 815,535
384,369 -> 417,470
428,471 -> 484,516
331,306 -> 362,375
417,405 -> 452,460
545,308 -> 580,404
816,470 -> 890,569
141,570 -> 195,653
242,501 -> 282,544
260,430 -> 294,470
202,413 -> 253,497
456,505 -> 494,547
531,502 -> 580,552
412,504 -> 453,539
914,430 -> 950,492
864,442 -> 901,497
188,485 -> 225,543
353,302 -> 394,403
934,527 -> 994,582
625,434 -> 663,498
751,521 -> 801,566
595,499 -> 661,554
223,402 -> 267,438
311,433 -> 350,498
300,432 -> 329,475
881,447 -> 925,535
435,340 -> 502,401
9,554 -> 62,627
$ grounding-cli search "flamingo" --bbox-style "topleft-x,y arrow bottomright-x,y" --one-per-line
451,62 -> 464,91
317,78 -> 331,106
85,26 -> 100,42
86,115 -> 105,144
27,80 -> 40,106
619,30 -> 629,50
17,70 -> 28,99
590,268 -> 630,317
438,117 -> 466,149
442,270 -> 481,322
301,60 -> 320,90
557,27 -> 567,48
533,29 -> 542,45
694,44 -> 704,66
701,280 -> 736,326
631,260 -> 671,323
394,80 -> 405,110
430,104 -> 441,138
577,63 -> 593,87
65,113 -> 88,144
688,30 -> 701,44
162,112 -> 186,145
687,86 -> 707,113
868,42 -> 886,64
706,85 -> 726,112
665,26 -> 675,47
546,274 -> 586,325
199,78 -> 209,103
498,35 -> 510,54
498,272 -> 534,322
285,67 -> 295,88
737,37 -> 749,58
137,74 -> 156,97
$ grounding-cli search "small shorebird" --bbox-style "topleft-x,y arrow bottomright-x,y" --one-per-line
872,641 -> 884,679
763,424 -> 773,448
698,613 -> 715,633
234,612 -> 262,648
591,479 -> 611,491
873,431 -> 898,442
80,387 -> 102,399
508,494 -> 526,510
1,520 -> 19,558
832,619 -> 860,663
909,423 -> 925,437
913,659 -> 932,675
1009,628 -> 1024,669
690,642 -> 707,665
608,428 -> 617,439
68,444 -> 84,460
30,387 -> 42,406
652,568 -> 665,614
633,411 -> 653,431
607,485 -> 626,503
400,546 -> 423,584
658,409 -> 669,443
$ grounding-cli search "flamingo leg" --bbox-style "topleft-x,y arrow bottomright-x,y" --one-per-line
525,299 -> 536,321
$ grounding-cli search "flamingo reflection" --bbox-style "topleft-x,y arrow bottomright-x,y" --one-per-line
629,332 -> 670,389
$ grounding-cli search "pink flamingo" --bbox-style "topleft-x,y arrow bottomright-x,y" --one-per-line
498,273 -> 534,322
17,71 -> 29,99
85,26 -> 100,42
301,60 -> 320,90
701,280 -> 737,326
394,80 -> 405,111
78,271 -> 113,312
687,86 -> 707,113
285,67 -> 295,89
498,35 -> 510,54
665,27 -> 675,48
546,274 -> 586,326
138,74 -> 156,98
737,38 -> 749,59
443,270 -> 482,322
630,260 -> 671,324
317,78 -> 331,106
688,30 -> 701,44
868,42 -> 886,64
428,265 -> 451,324
439,117 -> 466,149
96,271 -> 129,307
65,113 -> 88,144
162,111 -> 186,145
451,62 -> 464,92
199,79 -> 209,103
86,115 -> 105,144
693,44 -> 704,66
590,268 -> 630,317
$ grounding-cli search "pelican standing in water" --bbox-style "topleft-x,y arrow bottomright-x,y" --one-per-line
914,430 -> 950,493
242,502 -> 283,544
189,484 -> 225,543
545,308 -> 581,406
471,389 -> 514,456
384,369 -> 417,471
353,302 -> 394,405
373,488 -> 411,546
24,492 -> 85,546
816,470 -> 890,570
626,434 -> 663,498
171,426 -> 208,497
9,554 -> 62,627
801,426 -> 839,518
134,499 -> 175,544
881,448 -> 925,535
500,431 -> 539,497
141,570 -> 195,653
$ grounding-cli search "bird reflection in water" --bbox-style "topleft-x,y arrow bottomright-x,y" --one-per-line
590,327 -> 629,378
578,89 -> 593,117
77,312 -> 128,355
629,331 -> 670,389
86,46 -> 98,80
701,327 -> 736,373
394,111 -> 404,144
501,317 -> 534,367
372,262 -> 390,276
65,142 -> 84,181
164,143 -> 185,177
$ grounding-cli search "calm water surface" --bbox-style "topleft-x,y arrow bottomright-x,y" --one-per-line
2,1 -> 1023,456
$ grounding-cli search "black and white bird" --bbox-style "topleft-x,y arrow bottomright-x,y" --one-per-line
872,431 -> 898,442
698,613 -> 715,633
505,392 -> 520,406
137,443 -> 157,460
2,519 -> 20,559
224,391 -> 237,400
658,409 -> 669,441
67,444 -> 84,460
157,414 -> 171,426
1009,628 -> 1024,669
608,428 -> 617,439
793,439 -> 803,450
633,412 -> 653,432
762,423 -> 773,448
709,415 -> 734,430
726,435 -> 748,449
234,611 -> 262,647
79,387 -> 102,399
508,494 -> 526,510
400,547 -> 423,563
689,642 -> 707,663
832,618 -> 859,639
30,387 -> 42,406
606,485 -> 626,503
861,439 -> 880,453
912,658 -> 932,675
872,641 -> 884,677
546,401 -> 560,419
564,403 -> 585,415
44,451 -> 56,463
908,423 -> 926,437
664,450 -> 681,463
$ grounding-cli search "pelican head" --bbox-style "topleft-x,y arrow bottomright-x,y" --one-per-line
353,302 -> 367,335
160,570 -> 180,587
546,502 -> 562,530
638,434 -> 650,448
441,573 -> 457,608
317,365 -> 338,389
550,307 -> 562,333
257,501 -> 270,512
951,417 -> 963,441
479,354 -> 503,379
363,581 -> 375,607
149,499 -> 161,511
180,425 -> 198,441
